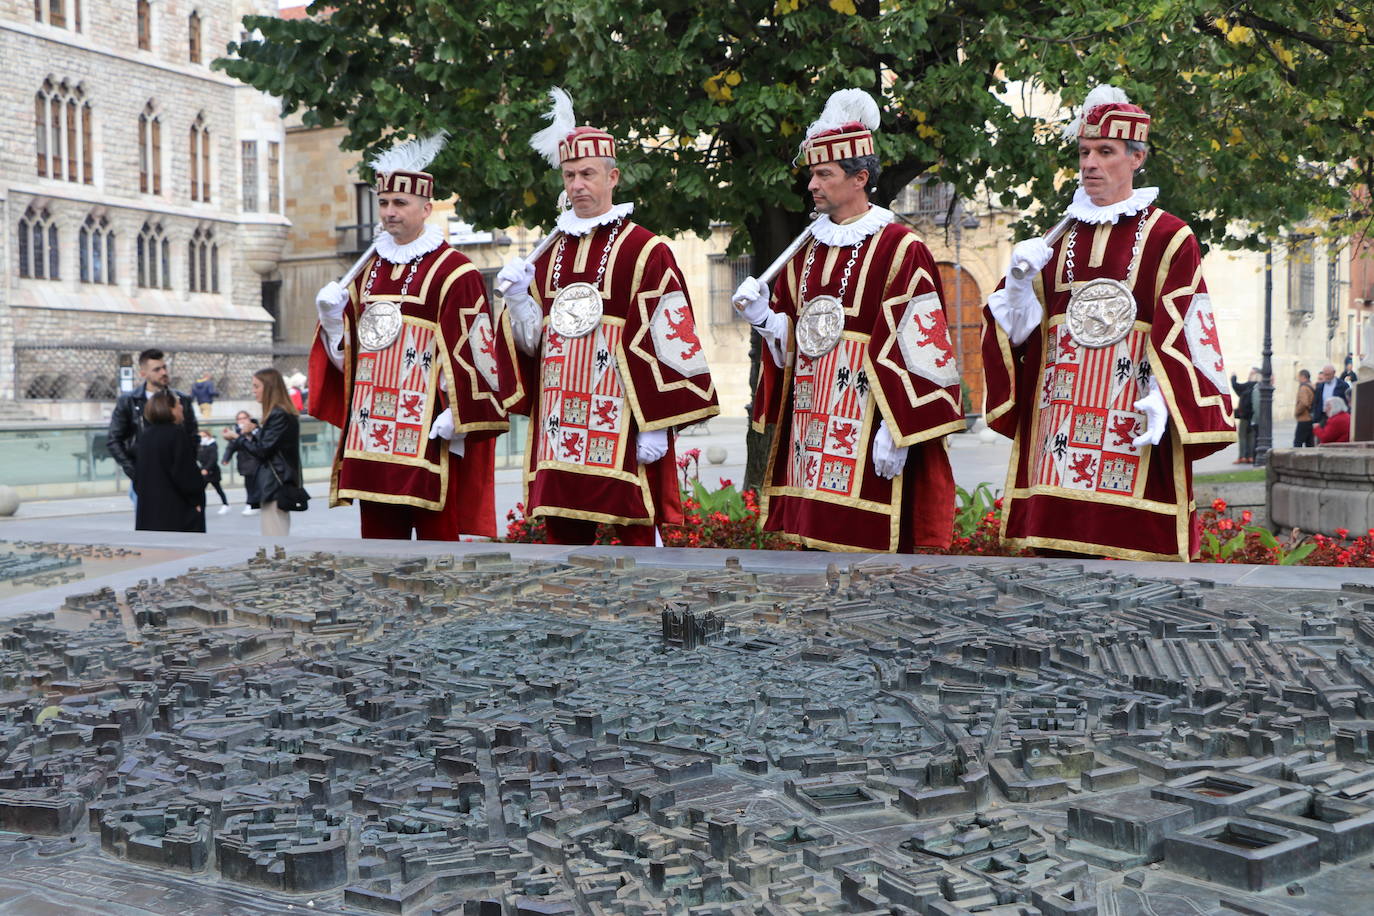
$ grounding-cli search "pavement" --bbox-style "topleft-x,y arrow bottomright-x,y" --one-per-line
5,415 -> 1356,610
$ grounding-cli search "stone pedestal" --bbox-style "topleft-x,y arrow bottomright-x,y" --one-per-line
1353,379 -> 1374,441
1267,445 -> 1374,536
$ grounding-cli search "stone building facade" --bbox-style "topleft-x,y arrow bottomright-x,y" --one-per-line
0,0 -> 288,418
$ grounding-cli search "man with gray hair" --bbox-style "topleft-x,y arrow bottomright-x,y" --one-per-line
733,88 -> 964,552
1312,364 -> 1350,428
1316,395 -> 1350,444
497,89 -> 718,546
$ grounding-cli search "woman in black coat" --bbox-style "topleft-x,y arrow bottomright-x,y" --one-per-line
134,390 -> 206,532
224,368 -> 302,536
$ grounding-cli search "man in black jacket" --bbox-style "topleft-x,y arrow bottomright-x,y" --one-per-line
1312,364 -> 1351,428
107,349 -> 198,504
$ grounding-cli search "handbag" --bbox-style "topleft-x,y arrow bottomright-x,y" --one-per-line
266,460 -> 310,512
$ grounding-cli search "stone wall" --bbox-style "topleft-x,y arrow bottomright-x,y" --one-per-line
2,1 -> 288,414
1267,445 -> 1374,537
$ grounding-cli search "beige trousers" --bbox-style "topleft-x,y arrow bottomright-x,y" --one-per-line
260,500 -> 291,536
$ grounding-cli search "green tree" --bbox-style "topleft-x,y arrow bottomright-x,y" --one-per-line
218,0 -> 1371,485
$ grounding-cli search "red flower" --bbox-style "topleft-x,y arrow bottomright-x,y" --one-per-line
1337,528 -> 1350,539
719,478 -> 733,489
1212,498 -> 1227,512
1241,510 -> 1253,524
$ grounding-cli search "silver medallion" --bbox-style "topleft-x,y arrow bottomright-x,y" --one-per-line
357,300 -> 404,352
1065,278 -> 1136,348
549,281 -> 603,339
796,295 -> 846,358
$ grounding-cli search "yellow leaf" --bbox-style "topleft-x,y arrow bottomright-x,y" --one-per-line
725,71 -> 742,87
1227,126 -> 1243,146
1276,46 -> 1295,67
773,0 -> 800,13
1209,139 -> 1221,151
913,108 -> 927,124
829,0 -> 857,13
1226,25 -> 1252,44
917,123 -> 937,139
780,119 -> 796,136
523,189 -> 537,206
36,706 -> 61,725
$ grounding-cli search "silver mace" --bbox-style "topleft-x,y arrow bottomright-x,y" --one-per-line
731,211 -> 820,309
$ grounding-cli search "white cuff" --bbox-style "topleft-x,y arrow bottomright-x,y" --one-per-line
509,294 -> 542,355
988,285 -> 1043,347
756,311 -> 790,368
320,326 -> 344,371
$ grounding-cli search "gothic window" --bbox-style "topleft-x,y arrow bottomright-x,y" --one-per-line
34,79 -> 92,183
188,226 -> 218,293
138,101 -> 161,194
137,221 -> 169,289
189,114 -> 210,202
35,0 -> 80,30
240,140 -> 258,211
18,206 -> 59,280
188,11 -> 201,64
79,214 -> 115,285
136,0 -> 151,50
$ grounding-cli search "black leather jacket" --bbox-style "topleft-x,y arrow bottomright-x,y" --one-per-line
106,383 -> 198,479
233,407 -> 301,503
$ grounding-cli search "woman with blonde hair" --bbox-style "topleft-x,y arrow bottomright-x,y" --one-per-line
223,367 -> 302,535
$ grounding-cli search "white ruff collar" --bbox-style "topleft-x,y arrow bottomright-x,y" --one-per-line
556,202 -> 635,237
375,223 -> 445,263
810,205 -> 893,246
1067,186 -> 1159,224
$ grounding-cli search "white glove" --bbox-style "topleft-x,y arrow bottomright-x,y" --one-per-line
428,407 -> 467,457
732,276 -> 771,326
1007,238 -> 1054,283
871,420 -> 908,479
636,428 -> 669,464
497,256 -> 535,301
315,280 -> 349,339
1132,380 -> 1168,447
508,296 -> 543,356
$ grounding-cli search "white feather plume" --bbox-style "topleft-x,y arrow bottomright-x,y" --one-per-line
804,88 -> 881,141
531,87 -> 576,168
369,131 -> 450,175
1063,84 -> 1131,141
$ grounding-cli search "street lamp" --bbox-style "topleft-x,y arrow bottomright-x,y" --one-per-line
1255,245 -> 1275,467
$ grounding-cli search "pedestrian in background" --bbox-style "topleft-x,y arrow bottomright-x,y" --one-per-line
134,390 -> 205,533
107,348 -> 198,511
1230,368 -> 1260,464
1294,369 -> 1316,447
197,429 -> 230,515
1316,396 -> 1351,444
1312,364 -> 1350,428
222,412 -> 262,515
191,372 -> 218,419
224,368 -> 301,536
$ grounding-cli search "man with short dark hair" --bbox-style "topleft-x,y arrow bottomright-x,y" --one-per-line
107,348 -> 198,504
733,88 -> 964,552
981,85 -> 1236,560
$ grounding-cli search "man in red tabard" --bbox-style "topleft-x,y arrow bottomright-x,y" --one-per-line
309,141 -> 521,540
496,89 -> 719,545
732,89 -> 965,552
981,85 -> 1235,560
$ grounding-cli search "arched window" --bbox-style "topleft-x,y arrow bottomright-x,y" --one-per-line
138,101 -> 161,194
188,10 -> 201,64
137,220 -> 168,289
34,79 -> 92,183
188,226 -> 218,293
17,206 -> 59,280
79,214 -> 115,285
136,0 -> 151,50
189,113 -> 210,203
